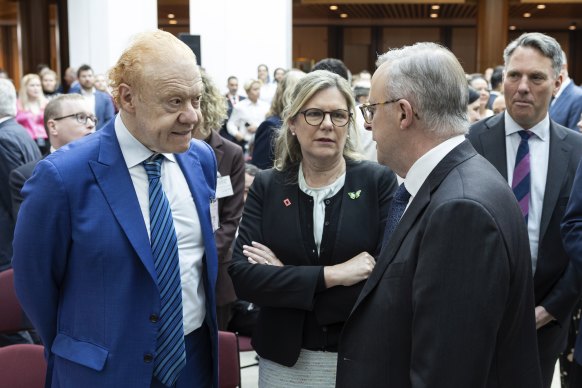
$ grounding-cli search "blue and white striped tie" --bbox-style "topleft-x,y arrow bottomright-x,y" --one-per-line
143,154 -> 186,386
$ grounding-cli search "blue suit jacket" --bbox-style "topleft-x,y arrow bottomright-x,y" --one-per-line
12,119 -> 219,387
69,85 -> 115,130
549,81 -> 582,131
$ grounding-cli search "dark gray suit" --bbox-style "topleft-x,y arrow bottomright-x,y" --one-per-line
468,113 -> 582,387
9,159 -> 38,220
0,118 -> 40,270
337,141 -> 542,387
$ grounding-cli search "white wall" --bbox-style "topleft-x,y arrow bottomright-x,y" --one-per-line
189,0 -> 292,95
68,0 -> 157,76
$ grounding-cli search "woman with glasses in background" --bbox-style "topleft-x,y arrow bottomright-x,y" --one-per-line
229,70 -> 397,387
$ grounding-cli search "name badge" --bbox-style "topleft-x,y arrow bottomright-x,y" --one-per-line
210,198 -> 219,232
216,175 -> 234,199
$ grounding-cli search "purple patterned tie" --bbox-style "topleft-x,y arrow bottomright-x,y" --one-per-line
512,130 -> 532,222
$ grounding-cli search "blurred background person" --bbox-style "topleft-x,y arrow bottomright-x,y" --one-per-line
258,64 -> 276,104
487,65 -> 504,109
273,67 -> 287,84
16,73 -> 49,154
0,78 -> 40,274
229,70 -> 397,387
58,66 -> 77,93
252,69 -> 305,170
194,70 -> 245,331
69,64 -> 115,130
549,51 -> 582,131
221,76 -> 246,142
40,69 -> 60,100
492,94 -> 507,115
467,86 -> 481,123
470,75 -> 494,119
10,94 -> 95,218
226,78 -> 269,154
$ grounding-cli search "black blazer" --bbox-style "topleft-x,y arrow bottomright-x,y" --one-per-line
229,160 -> 396,366
337,141 -> 542,388
9,159 -> 38,220
468,114 -> 582,358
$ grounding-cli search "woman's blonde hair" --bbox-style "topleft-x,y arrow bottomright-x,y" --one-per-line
267,70 -> 305,118
197,70 -> 228,139
18,73 -> 47,110
273,70 -> 361,171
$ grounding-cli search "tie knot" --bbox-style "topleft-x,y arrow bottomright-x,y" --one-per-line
518,130 -> 532,141
394,183 -> 411,204
143,154 -> 164,179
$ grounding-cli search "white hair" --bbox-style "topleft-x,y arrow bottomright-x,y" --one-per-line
0,79 -> 17,118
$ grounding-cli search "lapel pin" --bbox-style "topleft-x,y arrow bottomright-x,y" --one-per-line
283,198 -> 292,207
348,190 -> 362,199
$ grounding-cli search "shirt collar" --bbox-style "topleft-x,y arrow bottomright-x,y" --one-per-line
114,114 -> 176,169
504,112 -> 549,142
404,135 -> 465,198
80,87 -> 95,96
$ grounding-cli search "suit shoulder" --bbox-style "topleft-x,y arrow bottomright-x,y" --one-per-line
219,136 -> 244,157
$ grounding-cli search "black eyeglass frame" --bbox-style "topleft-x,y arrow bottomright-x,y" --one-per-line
53,112 -> 98,125
298,108 -> 353,127
359,98 -> 401,124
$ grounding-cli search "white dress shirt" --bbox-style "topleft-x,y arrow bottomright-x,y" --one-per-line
80,87 -> 96,112
505,113 -> 549,273
403,135 -> 466,214
115,114 -> 206,334
226,99 -> 269,141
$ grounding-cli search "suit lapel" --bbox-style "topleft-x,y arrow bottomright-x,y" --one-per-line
479,114 -> 508,180
539,122 -> 571,240
89,121 -> 157,281
354,141 -> 477,308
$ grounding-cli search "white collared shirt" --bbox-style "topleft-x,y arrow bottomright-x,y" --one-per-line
114,114 -> 206,334
402,135 -> 466,214
505,113 -> 549,273
80,87 -> 96,112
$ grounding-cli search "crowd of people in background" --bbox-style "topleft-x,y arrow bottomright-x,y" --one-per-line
2,29 -> 582,388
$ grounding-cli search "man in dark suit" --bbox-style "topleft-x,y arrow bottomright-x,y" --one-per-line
549,51 -> 582,131
9,94 -> 96,218
220,76 -> 246,143
468,32 -> 582,388
337,42 -> 542,387
13,30 -> 219,387
69,64 -> 115,130
0,78 -> 40,272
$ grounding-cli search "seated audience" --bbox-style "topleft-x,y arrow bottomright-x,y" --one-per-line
40,69 -> 60,100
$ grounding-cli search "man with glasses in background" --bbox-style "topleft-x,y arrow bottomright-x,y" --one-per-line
9,94 -> 96,217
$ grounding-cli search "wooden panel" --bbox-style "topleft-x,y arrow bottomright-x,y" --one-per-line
293,26 -> 329,65
381,27 -> 441,52
451,27 -> 477,73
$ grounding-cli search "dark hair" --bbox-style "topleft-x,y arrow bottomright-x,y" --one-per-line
77,64 -> 93,78
312,58 -> 349,81
468,87 -> 480,104
490,66 -> 504,91
227,76 -> 238,83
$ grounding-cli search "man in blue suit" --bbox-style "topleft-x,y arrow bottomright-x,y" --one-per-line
12,30 -> 219,387
69,64 -> 115,130
549,51 -> 582,131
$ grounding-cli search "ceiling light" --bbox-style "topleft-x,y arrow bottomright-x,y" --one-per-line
536,4 -> 546,9
430,13 -> 438,18
523,12 -> 531,18
431,5 -> 440,10
169,20 -> 177,25
509,25 -> 517,30
340,13 -> 348,18
167,13 -> 175,19
330,5 -> 338,11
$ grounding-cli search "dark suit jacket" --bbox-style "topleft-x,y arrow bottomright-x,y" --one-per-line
9,159 -> 38,220
229,160 -> 396,366
468,113 -> 582,360
69,86 -> 115,130
561,160 -> 582,365
550,81 -> 582,131
207,130 -> 245,306
12,120 -> 219,387
337,141 -> 542,388
0,118 -> 41,269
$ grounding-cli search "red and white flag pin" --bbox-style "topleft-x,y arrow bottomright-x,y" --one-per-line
283,198 -> 292,207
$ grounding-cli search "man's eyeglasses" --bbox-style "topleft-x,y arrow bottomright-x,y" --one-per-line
53,112 -> 98,125
359,98 -> 401,124
299,108 -> 352,127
